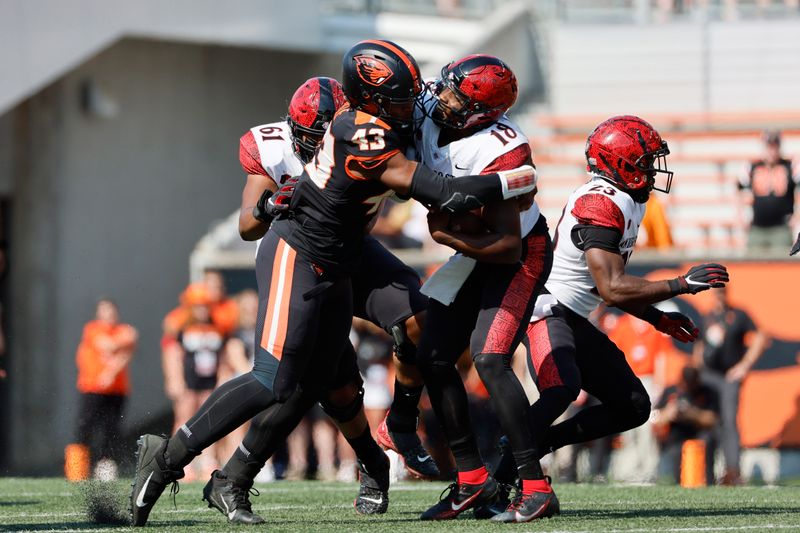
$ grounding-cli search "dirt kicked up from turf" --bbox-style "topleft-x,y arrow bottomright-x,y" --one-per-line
78,479 -> 129,525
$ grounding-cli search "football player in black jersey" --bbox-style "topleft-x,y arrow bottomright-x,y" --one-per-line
130,39 -> 537,528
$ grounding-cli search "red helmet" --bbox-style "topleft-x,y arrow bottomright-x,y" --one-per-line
287,77 -> 347,163
585,115 -> 673,198
431,54 -> 517,130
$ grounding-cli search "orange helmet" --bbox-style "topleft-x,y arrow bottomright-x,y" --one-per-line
181,283 -> 213,306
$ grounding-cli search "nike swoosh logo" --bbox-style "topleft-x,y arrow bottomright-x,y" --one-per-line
360,496 -> 383,504
515,498 -> 549,521
455,164 -> 469,170
416,454 -> 431,462
450,489 -> 481,512
135,472 -> 154,507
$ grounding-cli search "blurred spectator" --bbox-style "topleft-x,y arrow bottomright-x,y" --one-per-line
638,196 -> 674,250
371,201 -> 423,250
738,130 -> 800,251
217,290 -> 267,476
203,270 -> 239,336
162,283 -> 226,481
653,365 -> 718,485
605,306 -> 673,482
71,298 -> 137,481
693,286 -> 768,484
285,408 -> 339,481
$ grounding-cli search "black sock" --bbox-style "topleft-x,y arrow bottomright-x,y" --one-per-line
450,434 -> 484,472
223,444 -> 263,488
387,380 -> 423,433
513,449 -> 544,480
223,389 -> 317,486
346,426 -> 386,474
419,359 -> 482,473
165,372 -> 275,469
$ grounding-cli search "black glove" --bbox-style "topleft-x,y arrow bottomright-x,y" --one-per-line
669,263 -> 729,295
252,176 -> 298,223
791,232 -> 800,256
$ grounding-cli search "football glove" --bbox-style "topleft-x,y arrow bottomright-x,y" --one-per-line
669,263 -> 729,295
791,232 -> 800,256
253,177 -> 298,223
655,311 -> 699,343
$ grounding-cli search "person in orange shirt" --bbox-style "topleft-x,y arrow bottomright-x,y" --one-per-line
73,298 -> 137,480
639,195 -> 673,250
162,283 -> 227,481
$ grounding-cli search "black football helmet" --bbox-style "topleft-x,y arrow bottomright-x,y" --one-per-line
341,39 -> 424,137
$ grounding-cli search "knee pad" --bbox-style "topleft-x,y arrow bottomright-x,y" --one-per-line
320,381 -> 364,423
473,353 -> 507,380
629,390 -> 652,426
390,322 -> 417,364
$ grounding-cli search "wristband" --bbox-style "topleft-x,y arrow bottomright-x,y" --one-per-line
668,277 -> 684,296
642,305 -> 664,327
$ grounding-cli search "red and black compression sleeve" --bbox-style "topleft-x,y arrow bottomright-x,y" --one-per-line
480,144 -> 533,174
570,194 -> 625,253
239,131 -> 268,176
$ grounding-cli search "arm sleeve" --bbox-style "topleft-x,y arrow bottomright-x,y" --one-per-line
480,144 -> 533,174
409,163 -> 536,213
569,193 -> 625,253
571,224 -> 623,254
239,131 -> 269,176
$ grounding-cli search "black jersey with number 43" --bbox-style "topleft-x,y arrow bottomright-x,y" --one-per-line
272,108 -> 406,275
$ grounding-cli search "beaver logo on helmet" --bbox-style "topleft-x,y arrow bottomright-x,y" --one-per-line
354,55 -> 394,87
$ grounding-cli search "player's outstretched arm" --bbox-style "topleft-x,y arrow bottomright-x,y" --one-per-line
369,152 -> 537,213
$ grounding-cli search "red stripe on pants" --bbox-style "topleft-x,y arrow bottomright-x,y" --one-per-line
481,233 -> 547,354
527,320 -> 563,389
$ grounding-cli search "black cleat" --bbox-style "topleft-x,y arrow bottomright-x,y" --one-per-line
202,470 -> 265,524
376,416 -> 439,480
473,481 -> 512,520
129,434 -> 183,527
354,458 -> 389,515
491,479 -> 560,523
420,475 -> 499,520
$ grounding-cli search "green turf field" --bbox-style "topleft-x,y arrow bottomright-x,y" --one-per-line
1,478 -> 799,532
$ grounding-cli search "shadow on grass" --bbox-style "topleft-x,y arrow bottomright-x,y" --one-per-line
564,506 -> 800,520
1,519 -> 201,531
0,500 -> 40,506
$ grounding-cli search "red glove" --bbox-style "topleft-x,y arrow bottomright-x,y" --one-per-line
253,176 -> 298,223
655,312 -> 699,343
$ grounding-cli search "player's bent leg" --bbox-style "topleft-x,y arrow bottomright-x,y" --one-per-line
130,372 -> 275,527
207,388 -> 318,525
541,320 -> 651,453
378,313 -> 440,480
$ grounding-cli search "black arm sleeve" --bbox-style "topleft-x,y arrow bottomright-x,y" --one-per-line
571,224 -> 622,254
408,163 -> 503,213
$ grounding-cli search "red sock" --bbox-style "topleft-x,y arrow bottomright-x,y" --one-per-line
522,478 -> 552,495
457,466 -> 488,486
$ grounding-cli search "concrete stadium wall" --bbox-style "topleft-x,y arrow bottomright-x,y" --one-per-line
0,38 -> 339,473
